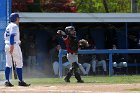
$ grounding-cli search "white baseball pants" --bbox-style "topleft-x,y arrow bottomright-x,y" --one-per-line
5,44 -> 23,68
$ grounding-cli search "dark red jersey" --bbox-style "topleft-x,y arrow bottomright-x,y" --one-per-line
63,36 -> 78,54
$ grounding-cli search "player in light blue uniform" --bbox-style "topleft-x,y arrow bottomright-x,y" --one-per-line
4,13 -> 30,87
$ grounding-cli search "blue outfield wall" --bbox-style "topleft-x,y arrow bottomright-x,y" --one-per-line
0,0 -> 11,70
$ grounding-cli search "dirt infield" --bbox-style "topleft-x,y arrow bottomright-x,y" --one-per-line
0,83 -> 140,93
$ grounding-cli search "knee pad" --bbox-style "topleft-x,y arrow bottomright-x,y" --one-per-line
123,62 -> 127,67
72,62 -> 79,69
113,62 -> 117,67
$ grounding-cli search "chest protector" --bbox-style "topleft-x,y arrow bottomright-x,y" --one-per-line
68,36 -> 78,52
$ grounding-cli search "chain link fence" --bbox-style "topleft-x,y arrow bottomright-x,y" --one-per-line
0,51 -> 5,80
0,0 -> 10,80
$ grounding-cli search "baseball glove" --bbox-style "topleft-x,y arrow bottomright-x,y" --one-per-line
79,39 -> 89,48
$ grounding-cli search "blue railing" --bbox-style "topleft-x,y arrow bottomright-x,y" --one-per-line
58,49 -> 140,78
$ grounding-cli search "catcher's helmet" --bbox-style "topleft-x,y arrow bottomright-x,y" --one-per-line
10,13 -> 19,22
65,26 -> 75,34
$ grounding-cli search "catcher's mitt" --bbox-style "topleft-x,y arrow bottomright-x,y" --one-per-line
79,39 -> 89,49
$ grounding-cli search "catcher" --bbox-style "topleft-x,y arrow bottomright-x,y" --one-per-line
57,26 -> 87,83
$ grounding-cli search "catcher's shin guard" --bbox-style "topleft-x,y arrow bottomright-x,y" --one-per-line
64,68 -> 73,82
72,62 -> 84,83
74,71 -> 82,81
72,62 -> 79,68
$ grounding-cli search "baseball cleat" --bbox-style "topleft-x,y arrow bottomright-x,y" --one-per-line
77,80 -> 84,83
64,78 -> 70,83
5,81 -> 14,87
18,81 -> 31,86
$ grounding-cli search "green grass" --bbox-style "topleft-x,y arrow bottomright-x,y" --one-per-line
10,75 -> 140,85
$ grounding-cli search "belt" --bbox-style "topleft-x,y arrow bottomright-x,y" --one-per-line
5,42 -> 20,45
14,42 -> 20,44
68,52 -> 78,55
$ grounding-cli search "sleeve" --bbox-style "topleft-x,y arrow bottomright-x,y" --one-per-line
10,34 -> 15,45
10,26 -> 18,45
11,25 -> 18,35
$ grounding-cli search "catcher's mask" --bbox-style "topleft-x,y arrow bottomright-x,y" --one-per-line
65,26 -> 76,35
